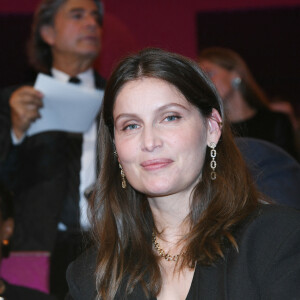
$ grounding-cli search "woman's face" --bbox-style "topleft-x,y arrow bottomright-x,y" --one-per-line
199,60 -> 236,100
113,77 -> 220,198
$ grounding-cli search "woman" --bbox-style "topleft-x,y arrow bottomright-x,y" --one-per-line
66,48 -> 300,300
0,182 -> 56,299
198,47 -> 297,158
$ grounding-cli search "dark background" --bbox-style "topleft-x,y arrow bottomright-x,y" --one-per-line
197,7 -> 300,113
0,14 -> 35,87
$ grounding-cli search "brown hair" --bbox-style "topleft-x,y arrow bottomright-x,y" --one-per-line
198,47 -> 269,109
27,0 -> 103,73
90,48 -> 260,299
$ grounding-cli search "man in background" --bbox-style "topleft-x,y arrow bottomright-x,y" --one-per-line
0,0 -> 105,298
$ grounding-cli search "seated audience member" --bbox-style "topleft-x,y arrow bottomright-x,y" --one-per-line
270,97 -> 300,131
270,97 -> 300,159
66,48 -> 300,300
198,47 -> 298,158
0,0 -> 105,298
0,182 -> 56,299
236,137 -> 300,209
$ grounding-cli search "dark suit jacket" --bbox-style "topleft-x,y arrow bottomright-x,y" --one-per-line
66,205 -> 300,300
0,72 -> 105,251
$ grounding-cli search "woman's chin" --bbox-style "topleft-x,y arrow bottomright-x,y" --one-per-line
141,184 -> 175,198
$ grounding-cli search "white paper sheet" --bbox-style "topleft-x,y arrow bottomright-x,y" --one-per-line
27,73 -> 104,136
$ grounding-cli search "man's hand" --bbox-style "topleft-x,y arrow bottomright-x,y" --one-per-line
9,86 -> 43,139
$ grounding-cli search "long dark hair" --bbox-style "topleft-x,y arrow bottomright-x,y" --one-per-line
90,48 -> 260,299
198,47 -> 269,110
27,0 -> 103,73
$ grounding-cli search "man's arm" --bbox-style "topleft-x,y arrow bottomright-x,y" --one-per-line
0,85 -> 43,161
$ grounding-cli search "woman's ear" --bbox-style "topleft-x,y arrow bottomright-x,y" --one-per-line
40,25 -> 55,46
207,108 -> 222,147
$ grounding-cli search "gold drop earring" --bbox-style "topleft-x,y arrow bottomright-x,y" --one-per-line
209,142 -> 217,180
119,163 -> 127,189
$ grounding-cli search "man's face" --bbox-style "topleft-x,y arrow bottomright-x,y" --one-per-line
43,0 -> 102,61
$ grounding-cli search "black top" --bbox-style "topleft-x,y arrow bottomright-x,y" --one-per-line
66,204 -> 300,300
231,109 -> 297,158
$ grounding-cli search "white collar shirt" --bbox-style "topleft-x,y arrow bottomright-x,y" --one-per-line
52,68 -> 98,230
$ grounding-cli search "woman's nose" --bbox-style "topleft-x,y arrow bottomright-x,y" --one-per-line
141,127 -> 163,152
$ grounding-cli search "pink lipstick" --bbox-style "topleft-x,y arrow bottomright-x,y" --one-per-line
140,159 -> 173,171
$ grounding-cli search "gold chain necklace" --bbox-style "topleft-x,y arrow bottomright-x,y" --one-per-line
152,232 -> 184,262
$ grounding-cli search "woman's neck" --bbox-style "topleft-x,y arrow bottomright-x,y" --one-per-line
148,193 -> 190,246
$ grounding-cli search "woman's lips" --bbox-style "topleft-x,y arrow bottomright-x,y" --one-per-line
140,159 -> 173,171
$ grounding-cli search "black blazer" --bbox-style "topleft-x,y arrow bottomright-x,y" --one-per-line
0,72 -> 105,252
66,205 -> 300,299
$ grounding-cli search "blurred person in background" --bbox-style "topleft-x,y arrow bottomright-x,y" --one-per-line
0,0 -> 105,298
198,47 -> 298,159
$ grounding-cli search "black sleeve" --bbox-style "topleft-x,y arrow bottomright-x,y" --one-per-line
260,225 -> 300,299
66,262 -> 81,300
66,247 -> 97,300
64,292 -> 74,300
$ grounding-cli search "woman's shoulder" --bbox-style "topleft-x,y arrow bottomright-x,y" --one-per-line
66,246 -> 98,299
224,204 -> 300,299
241,204 -> 300,238
235,204 -> 300,269
256,203 -> 300,219
68,245 -> 97,271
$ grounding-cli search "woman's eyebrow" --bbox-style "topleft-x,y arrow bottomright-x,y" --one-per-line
114,113 -> 139,124
155,103 -> 190,113
114,103 -> 190,123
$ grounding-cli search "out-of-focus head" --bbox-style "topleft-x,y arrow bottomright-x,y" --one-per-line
99,48 -> 230,197
28,0 -> 103,72
198,47 -> 268,108
0,183 -> 14,259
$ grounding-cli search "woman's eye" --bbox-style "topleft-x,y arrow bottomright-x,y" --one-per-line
164,115 -> 181,122
123,124 -> 139,131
